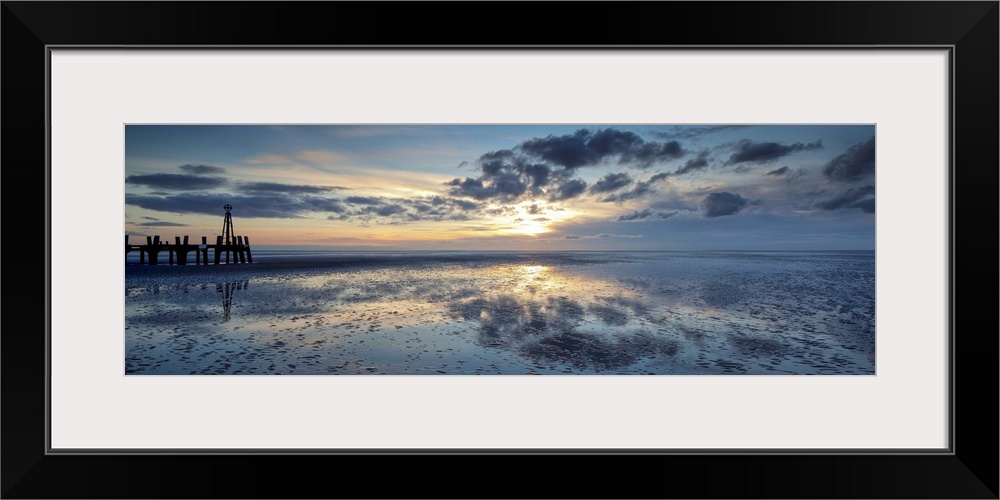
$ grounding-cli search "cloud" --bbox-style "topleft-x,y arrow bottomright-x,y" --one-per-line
765,166 -> 790,176
125,174 -> 227,190
822,136 -> 875,182
674,150 -> 711,175
326,195 -> 484,223
365,204 -> 407,217
615,208 -> 678,222
517,128 -> 686,169
136,221 -> 187,227
650,125 -> 746,140
727,140 -> 822,164
446,173 -> 528,202
628,140 -> 685,165
648,172 -> 671,183
444,128 -> 687,205
590,173 -> 633,193
525,204 -> 544,215
700,192 -> 749,218
345,196 -> 382,205
550,179 -> 587,201
240,182 -> 346,194
177,163 -> 226,175
616,209 -> 653,221
814,185 -> 875,213
600,179 -> 654,203
126,193 -> 313,218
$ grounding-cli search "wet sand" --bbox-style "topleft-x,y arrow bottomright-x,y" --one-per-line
125,251 -> 875,375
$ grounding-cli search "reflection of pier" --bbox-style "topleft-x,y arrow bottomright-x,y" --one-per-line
126,204 -> 253,265
218,280 -> 248,322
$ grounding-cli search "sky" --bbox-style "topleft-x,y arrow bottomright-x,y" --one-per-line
124,125 -> 876,251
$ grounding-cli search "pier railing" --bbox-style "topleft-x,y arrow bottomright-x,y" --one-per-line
126,234 -> 253,265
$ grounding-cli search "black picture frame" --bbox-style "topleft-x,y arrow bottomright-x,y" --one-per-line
3,2 -> 996,498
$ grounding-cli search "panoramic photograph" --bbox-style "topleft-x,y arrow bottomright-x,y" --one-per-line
124,124 -> 876,375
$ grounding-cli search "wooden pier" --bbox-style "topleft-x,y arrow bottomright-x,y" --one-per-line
126,234 -> 253,265
127,204 -> 254,265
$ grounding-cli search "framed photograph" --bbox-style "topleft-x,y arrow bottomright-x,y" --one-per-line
4,2 -> 996,498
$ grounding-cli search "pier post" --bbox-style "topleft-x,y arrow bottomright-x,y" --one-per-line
147,236 -> 161,265
244,236 -> 253,264
201,236 -> 208,265
173,236 -> 183,265
168,241 -> 174,265
236,236 -> 246,263
215,235 -> 223,265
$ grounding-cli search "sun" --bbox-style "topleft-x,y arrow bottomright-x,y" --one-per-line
507,219 -> 551,235
492,200 -> 580,236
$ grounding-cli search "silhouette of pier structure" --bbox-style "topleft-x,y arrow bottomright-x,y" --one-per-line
126,204 -> 253,265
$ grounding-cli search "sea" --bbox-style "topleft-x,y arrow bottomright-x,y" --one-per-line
124,250 -> 876,375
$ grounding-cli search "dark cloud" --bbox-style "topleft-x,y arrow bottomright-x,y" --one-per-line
765,166 -> 790,176
240,182 -> 346,194
137,221 -> 187,227
616,208 -> 678,222
600,179 -> 654,203
446,173 -> 528,202
484,205 -> 517,217
590,173 -> 633,193
125,174 -> 227,190
140,216 -> 160,221
629,140 -> 685,165
550,179 -> 587,201
727,140 -> 822,164
126,193 -> 311,218
814,185 -> 875,213
446,128 -> 686,204
700,192 -> 749,218
518,128 -> 686,169
525,204 -> 544,215
177,164 -> 226,175
345,196 -> 382,205
452,199 -> 479,211
617,209 -> 653,221
365,204 -> 407,217
650,125 -> 746,140
330,195 -> 483,223
648,172 -> 671,183
822,136 -> 875,182
674,150 -> 711,175
314,199 -> 347,213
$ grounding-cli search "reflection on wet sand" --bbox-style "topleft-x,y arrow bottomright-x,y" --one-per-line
218,281 -> 248,322
125,253 -> 875,375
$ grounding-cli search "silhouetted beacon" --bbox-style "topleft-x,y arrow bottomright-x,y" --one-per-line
125,204 -> 253,265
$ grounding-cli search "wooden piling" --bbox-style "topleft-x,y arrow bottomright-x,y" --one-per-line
244,236 -> 253,263
214,235 -> 223,265
146,236 -> 160,265
236,236 -> 246,263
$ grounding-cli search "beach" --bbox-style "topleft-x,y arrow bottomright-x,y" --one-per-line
125,251 -> 875,375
